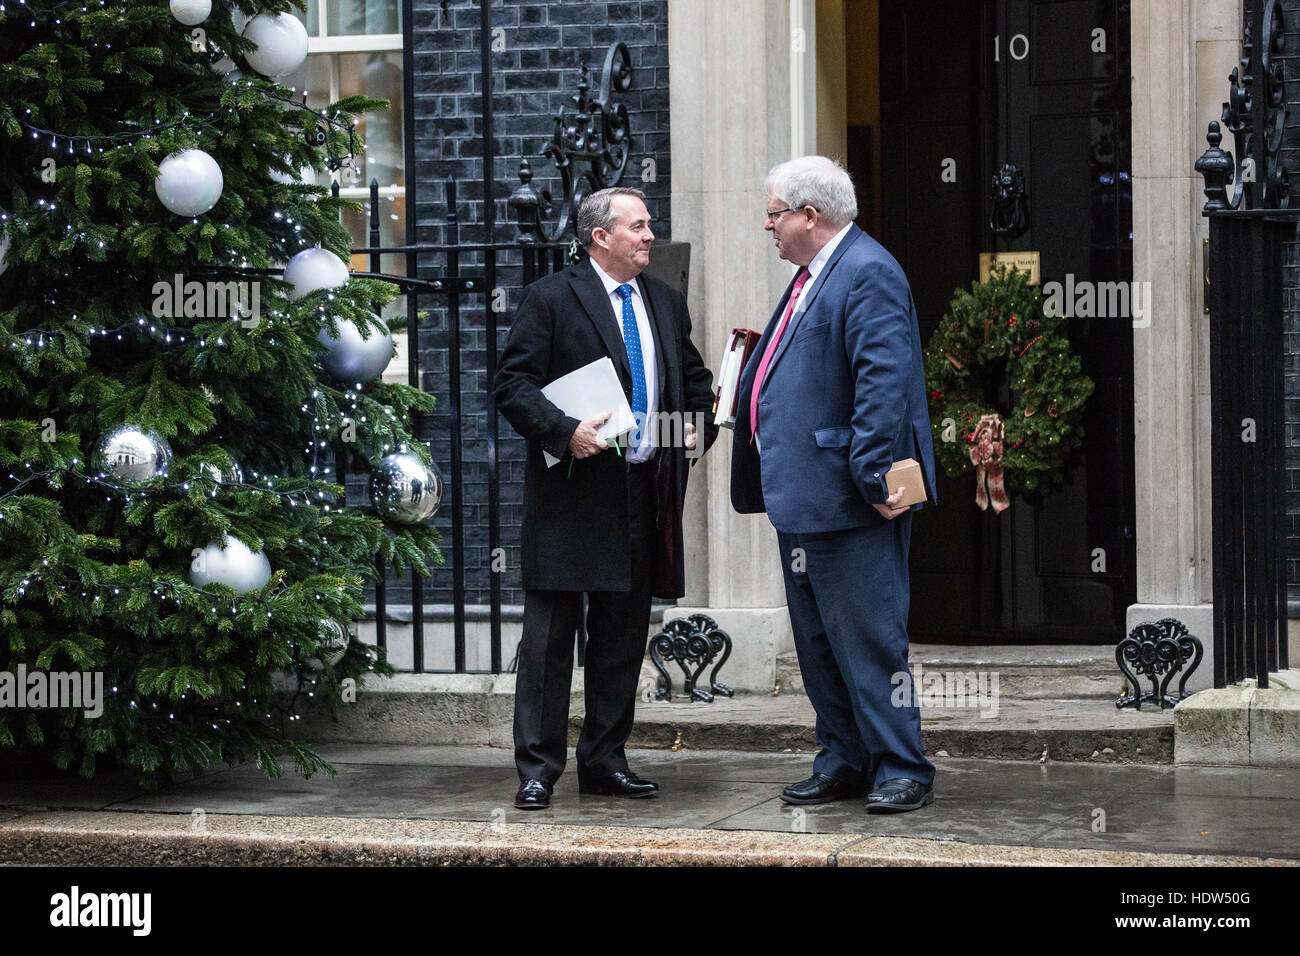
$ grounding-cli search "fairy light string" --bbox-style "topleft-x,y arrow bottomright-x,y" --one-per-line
0,3 -> 416,762
15,84 -> 360,170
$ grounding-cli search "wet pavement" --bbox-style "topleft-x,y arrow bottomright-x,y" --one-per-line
2,745 -> 1297,860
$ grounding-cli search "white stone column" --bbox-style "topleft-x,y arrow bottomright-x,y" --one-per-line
1125,0 -> 1243,690
666,0 -> 800,692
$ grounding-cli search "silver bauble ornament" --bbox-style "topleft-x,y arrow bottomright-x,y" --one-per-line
284,247 -> 349,301
169,0 -> 211,26
317,619 -> 349,666
242,12 -> 309,77
370,451 -> 443,524
190,536 -> 272,593
92,425 -> 173,484
0,232 -> 9,277
155,149 -> 223,216
317,317 -> 394,384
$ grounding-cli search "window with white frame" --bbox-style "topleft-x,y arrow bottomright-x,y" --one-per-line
279,1 -> 409,379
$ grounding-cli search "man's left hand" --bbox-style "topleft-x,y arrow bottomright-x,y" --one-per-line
874,486 -> 908,520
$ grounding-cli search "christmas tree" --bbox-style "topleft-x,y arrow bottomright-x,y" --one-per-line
0,0 -> 440,787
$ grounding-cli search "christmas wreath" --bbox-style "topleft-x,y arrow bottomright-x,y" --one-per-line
923,267 -> 1093,509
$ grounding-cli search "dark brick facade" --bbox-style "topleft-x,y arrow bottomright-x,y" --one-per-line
1281,1 -> 1300,612
361,0 -> 671,610
1288,236 -> 1299,613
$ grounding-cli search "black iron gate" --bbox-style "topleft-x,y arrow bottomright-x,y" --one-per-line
344,0 -> 638,674
1195,0 -> 1295,688
347,177 -> 570,675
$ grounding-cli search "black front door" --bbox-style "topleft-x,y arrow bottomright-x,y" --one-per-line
879,0 -> 1135,643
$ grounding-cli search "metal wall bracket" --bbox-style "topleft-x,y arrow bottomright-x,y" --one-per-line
1115,618 -> 1204,711
648,614 -> 734,703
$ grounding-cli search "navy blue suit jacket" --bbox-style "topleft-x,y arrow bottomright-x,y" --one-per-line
730,223 -> 937,533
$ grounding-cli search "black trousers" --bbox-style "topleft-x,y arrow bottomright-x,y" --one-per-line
513,460 -> 657,784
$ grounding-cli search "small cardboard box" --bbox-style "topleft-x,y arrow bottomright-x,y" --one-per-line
884,458 -> 927,507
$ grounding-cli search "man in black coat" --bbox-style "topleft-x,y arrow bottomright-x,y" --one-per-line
494,187 -> 717,810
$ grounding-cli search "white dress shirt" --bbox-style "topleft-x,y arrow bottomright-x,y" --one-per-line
755,221 -> 854,453
795,220 -> 854,311
589,258 -> 659,463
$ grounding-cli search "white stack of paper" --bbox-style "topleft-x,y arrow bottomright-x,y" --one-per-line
713,328 -> 761,428
540,356 -> 638,467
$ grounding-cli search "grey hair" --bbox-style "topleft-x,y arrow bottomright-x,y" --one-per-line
764,156 -> 857,225
577,186 -> 648,248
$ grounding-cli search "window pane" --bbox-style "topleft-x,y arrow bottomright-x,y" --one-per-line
328,0 -> 401,36
305,0 -> 321,37
343,194 -> 407,267
344,195 -> 407,326
276,52 -> 333,119
340,51 -> 405,190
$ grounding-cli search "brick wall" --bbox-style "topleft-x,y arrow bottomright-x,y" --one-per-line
1287,236 -> 1299,614
1282,0 -> 1300,612
361,0 -> 671,612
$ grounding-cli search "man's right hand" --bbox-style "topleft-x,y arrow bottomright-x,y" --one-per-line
569,410 -> 613,459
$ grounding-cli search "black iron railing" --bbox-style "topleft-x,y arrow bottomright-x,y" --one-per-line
345,176 -> 570,675
1194,0 -> 1294,688
335,20 -> 637,674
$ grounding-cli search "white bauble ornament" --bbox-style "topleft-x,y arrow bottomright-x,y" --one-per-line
370,451 -> 443,524
91,425 -> 173,484
169,0 -> 211,26
190,536 -> 272,593
268,155 -> 308,185
317,619 -> 350,666
284,247 -> 349,301
155,149 -> 223,216
242,12 -> 309,78
317,317 -> 394,384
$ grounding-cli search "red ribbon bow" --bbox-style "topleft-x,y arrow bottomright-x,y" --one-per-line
968,413 -> 1010,513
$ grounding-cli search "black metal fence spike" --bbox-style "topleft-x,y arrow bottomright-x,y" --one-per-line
1194,120 -> 1234,213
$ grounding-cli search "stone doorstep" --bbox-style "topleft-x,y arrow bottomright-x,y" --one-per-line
286,672 -> 1176,764
1174,675 -> 1300,768
777,647 -> 1128,700
285,672 -> 580,749
608,695 -> 1175,764
0,810 -> 1292,867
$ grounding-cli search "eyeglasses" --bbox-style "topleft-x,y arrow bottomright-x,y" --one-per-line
765,205 -> 817,222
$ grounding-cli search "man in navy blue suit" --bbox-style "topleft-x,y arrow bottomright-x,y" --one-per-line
731,156 -> 937,813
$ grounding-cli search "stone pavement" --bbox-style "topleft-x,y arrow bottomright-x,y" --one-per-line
1,745 -> 1297,866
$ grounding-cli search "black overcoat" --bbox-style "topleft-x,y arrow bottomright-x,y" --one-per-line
494,257 -> 717,598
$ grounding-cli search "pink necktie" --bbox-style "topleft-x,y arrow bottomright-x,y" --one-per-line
750,268 -> 810,441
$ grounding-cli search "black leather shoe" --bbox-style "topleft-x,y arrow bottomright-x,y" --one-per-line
780,772 -> 868,805
578,768 -> 659,798
514,778 -> 552,810
866,777 -> 934,814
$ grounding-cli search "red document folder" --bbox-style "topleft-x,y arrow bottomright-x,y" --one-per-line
712,327 -> 761,428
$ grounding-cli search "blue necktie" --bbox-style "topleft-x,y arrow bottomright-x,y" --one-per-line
617,283 -> 648,421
